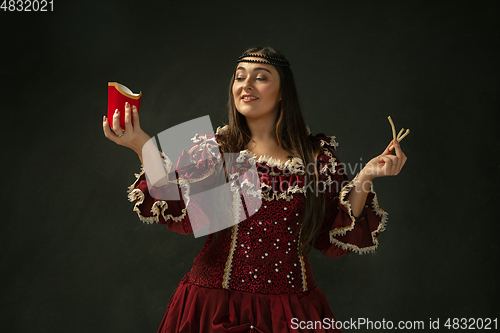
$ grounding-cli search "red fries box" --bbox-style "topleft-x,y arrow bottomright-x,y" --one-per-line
107,82 -> 142,130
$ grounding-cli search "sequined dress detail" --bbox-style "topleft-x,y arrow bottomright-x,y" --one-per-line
127,126 -> 388,333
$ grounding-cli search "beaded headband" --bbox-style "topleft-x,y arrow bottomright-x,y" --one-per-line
237,53 -> 291,67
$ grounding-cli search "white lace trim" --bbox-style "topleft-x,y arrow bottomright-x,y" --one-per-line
128,129 -> 341,220
329,174 -> 388,254
262,191 -> 295,201
318,147 -> 338,176
127,166 -> 188,224
238,178 -> 262,199
216,125 -> 228,136
216,124 -> 306,173
238,149 -> 305,174
189,133 -> 219,158
318,135 -> 339,150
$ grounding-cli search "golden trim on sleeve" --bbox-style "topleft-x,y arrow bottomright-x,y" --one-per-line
222,225 -> 239,289
329,174 -> 389,254
127,166 -> 188,224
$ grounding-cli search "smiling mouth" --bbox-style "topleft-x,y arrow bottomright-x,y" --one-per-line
242,95 -> 258,102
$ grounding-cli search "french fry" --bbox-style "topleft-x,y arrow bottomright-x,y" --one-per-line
388,116 -> 396,141
397,129 -> 410,141
397,128 -> 405,140
388,116 -> 410,151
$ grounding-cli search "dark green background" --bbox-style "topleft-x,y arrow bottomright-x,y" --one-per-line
1,0 -> 499,332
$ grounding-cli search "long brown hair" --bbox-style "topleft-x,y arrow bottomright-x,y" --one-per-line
218,46 -> 325,253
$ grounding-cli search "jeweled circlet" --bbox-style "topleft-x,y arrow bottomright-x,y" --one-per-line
237,53 -> 291,67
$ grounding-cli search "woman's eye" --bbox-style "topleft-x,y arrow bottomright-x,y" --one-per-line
256,77 -> 267,81
235,77 -> 245,82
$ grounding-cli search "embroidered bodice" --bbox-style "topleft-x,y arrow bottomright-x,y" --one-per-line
128,126 -> 387,295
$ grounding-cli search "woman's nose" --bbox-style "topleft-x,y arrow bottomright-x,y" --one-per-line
242,78 -> 253,90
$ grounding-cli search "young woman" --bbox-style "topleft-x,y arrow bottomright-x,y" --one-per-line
103,46 -> 407,332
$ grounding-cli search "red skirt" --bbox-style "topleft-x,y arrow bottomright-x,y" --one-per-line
157,273 -> 342,333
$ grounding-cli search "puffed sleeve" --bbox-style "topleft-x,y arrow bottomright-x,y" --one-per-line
126,133 -> 221,235
312,133 -> 388,258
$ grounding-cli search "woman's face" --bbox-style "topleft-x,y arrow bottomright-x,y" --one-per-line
232,58 -> 281,121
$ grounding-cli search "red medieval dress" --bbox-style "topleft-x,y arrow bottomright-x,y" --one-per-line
127,125 -> 388,333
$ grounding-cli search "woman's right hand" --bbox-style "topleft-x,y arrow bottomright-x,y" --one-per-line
102,102 -> 151,157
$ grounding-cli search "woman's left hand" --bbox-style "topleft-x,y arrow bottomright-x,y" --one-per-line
360,139 -> 407,181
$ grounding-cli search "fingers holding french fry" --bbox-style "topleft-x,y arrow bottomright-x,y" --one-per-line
387,116 -> 410,151
360,116 -> 409,181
